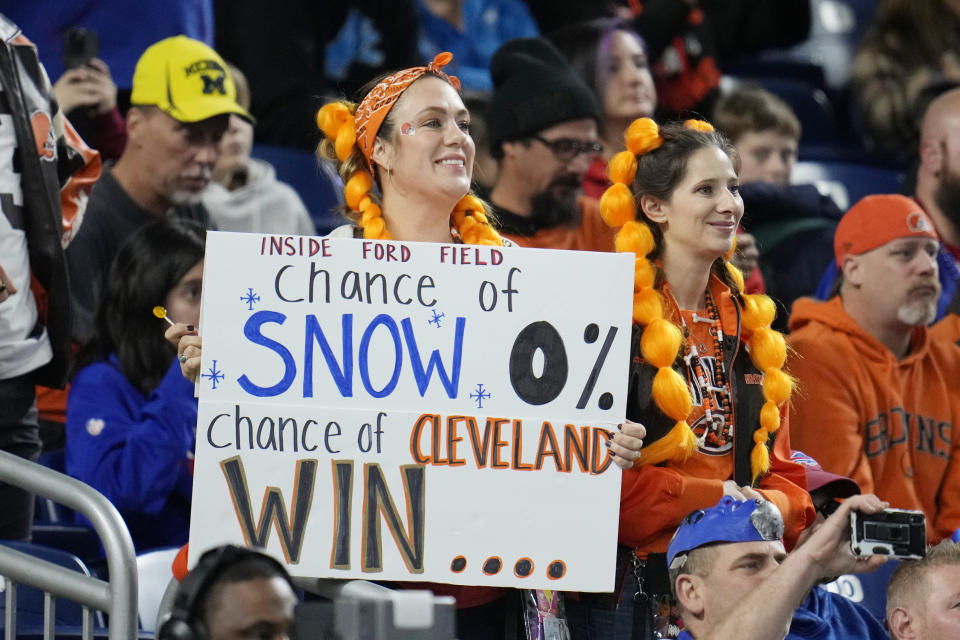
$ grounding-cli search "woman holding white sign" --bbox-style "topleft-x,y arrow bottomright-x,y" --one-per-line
167,51 -> 649,640
566,119 -> 816,639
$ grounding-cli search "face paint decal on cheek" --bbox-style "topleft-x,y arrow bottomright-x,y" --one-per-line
400,122 -> 416,136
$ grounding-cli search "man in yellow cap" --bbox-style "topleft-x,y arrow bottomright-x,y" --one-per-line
67,36 -> 252,342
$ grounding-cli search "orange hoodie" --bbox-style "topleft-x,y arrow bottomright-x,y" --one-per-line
498,197 -> 617,252
930,313 -> 960,346
788,297 -> 960,542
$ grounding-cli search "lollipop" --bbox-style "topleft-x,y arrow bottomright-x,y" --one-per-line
152,306 -> 176,326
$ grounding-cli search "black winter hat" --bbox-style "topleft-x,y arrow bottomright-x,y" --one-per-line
488,38 -> 601,155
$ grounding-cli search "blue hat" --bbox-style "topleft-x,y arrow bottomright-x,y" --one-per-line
667,497 -> 784,569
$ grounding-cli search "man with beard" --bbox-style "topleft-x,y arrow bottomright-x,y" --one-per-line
485,38 -> 617,251
66,36 -> 251,343
788,194 -> 960,542
917,89 -> 960,323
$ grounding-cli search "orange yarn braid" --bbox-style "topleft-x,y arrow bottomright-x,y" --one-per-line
452,194 -> 504,245
601,118 -> 696,465
317,101 -> 391,240
316,100 -> 503,246
601,117 -> 794,481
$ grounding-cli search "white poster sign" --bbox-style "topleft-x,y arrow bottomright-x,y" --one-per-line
189,232 -> 633,591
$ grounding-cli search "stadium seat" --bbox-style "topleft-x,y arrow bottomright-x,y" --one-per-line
30,523 -> 103,567
792,160 -> 904,211
731,0 -> 879,91
755,77 -> 839,146
0,541 -> 107,635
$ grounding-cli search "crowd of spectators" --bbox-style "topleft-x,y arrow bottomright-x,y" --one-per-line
2,1 -> 960,639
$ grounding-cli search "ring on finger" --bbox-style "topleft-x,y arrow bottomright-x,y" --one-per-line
179,353 -> 187,363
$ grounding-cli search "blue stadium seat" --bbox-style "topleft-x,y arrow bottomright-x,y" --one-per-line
792,160 -> 904,210
30,524 -> 103,566
0,541 -> 107,636
754,77 -> 839,145
731,0 -> 879,91
250,144 -> 345,235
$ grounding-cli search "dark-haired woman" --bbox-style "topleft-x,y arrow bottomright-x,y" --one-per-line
568,118 -> 814,639
549,18 -> 656,200
67,217 -> 204,552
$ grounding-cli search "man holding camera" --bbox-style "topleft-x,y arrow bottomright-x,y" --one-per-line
667,494 -> 889,640
788,194 -> 960,542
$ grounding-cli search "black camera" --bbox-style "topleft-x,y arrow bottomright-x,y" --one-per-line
850,508 -> 925,560
62,27 -> 98,70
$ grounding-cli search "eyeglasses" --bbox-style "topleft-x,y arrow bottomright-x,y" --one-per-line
531,135 -> 603,161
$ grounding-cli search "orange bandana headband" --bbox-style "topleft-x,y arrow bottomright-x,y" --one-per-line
355,52 -> 461,171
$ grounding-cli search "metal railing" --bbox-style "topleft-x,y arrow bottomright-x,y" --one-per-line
0,449 -> 138,640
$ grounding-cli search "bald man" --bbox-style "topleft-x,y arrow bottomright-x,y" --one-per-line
915,88 -> 960,313
918,90 -> 960,255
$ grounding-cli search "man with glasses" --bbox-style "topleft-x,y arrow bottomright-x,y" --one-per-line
66,36 -> 252,342
485,38 -> 616,251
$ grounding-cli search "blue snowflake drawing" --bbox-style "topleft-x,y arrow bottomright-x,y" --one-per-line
201,360 -> 225,390
470,383 -> 491,409
428,309 -> 445,328
240,288 -> 261,310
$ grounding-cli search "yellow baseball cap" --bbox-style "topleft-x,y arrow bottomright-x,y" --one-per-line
130,36 -> 253,123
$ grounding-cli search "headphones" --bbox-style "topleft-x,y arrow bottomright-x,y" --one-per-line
157,545 -> 292,640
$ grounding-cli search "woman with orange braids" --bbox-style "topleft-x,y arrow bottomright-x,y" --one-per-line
567,118 -> 815,640
315,52 -> 504,246
167,51 -> 646,640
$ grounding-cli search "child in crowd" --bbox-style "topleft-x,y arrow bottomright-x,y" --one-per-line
67,217 -> 204,552
201,64 -> 315,236
713,86 -> 844,325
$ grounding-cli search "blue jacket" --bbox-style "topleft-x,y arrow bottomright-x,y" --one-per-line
788,587 -> 887,639
2,1 -> 213,89
66,356 -> 196,552
415,0 -> 540,90
677,587 -> 885,640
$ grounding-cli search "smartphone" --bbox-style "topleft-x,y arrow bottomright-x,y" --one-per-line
850,508 -> 925,560
62,27 -> 99,70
